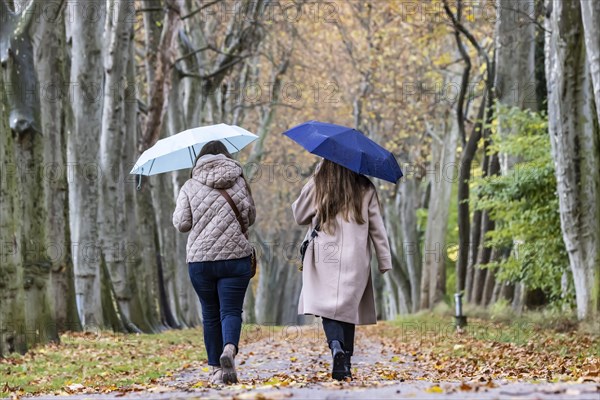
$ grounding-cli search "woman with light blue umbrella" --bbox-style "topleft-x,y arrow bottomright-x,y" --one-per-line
287,121 -> 400,381
173,140 -> 256,385
132,125 -> 259,386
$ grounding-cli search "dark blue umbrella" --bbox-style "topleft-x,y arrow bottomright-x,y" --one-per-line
283,121 -> 403,183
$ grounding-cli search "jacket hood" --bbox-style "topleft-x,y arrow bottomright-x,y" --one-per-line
192,154 -> 243,189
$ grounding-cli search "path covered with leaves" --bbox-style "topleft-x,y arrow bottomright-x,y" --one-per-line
2,316 -> 599,399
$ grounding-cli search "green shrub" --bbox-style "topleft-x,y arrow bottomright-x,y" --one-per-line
472,105 -> 573,307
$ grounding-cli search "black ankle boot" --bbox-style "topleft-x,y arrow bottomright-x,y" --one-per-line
343,351 -> 352,380
329,340 -> 346,381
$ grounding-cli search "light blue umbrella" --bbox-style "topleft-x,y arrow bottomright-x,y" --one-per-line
130,123 -> 258,176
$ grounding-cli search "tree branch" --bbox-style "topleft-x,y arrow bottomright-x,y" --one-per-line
181,0 -> 221,20
232,102 -> 302,111
178,55 -> 250,80
139,2 -> 180,152
444,0 -> 470,147
501,4 -> 549,33
443,0 -> 491,69
171,45 -> 210,65
136,7 -> 163,13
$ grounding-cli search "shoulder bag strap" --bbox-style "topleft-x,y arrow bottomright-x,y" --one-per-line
217,188 -> 248,238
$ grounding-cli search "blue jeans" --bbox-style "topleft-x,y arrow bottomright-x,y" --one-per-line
189,256 -> 252,366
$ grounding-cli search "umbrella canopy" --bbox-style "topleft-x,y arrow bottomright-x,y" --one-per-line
130,124 -> 258,176
283,121 -> 403,183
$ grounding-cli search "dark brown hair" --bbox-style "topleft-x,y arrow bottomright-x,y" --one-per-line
314,159 -> 373,234
197,140 -> 233,160
191,141 -> 233,178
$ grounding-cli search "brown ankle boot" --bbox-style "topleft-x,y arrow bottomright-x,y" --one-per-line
220,344 -> 238,384
209,366 -> 223,384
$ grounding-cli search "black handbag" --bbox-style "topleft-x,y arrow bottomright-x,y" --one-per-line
299,223 -> 320,270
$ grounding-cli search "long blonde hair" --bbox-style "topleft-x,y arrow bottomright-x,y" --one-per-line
314,159 -> 374,234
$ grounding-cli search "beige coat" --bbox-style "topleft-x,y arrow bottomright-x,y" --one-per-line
292,178 -> 392,325
173,154 -> 255,263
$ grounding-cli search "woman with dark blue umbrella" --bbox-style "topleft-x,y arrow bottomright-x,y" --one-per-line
286,121 -> 402,381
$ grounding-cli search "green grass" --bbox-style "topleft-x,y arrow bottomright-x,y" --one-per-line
0,328 -> 207,397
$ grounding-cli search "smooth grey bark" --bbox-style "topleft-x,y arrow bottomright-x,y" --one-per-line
0,0 -> 38,135
171,0 -> 215,326
98,0 -> 138,331
139,1 -> 180,152
386,259 -> 412,316
142,0 -> 163,87
495,0 -> 538,138
254,228 -> 304,324
0,0 -> 69,354
120,39 -> 149,333
512,280 -> 527,314
65,0 -> 106,328
165,63 -> 199,328
151,148 -> 182,329
384,179 -> 419,315
33,1 -> 79,333
136,0 -> 183,331
422,116 -> 458,308
545,0 -> 600,320
8,0 -> 58,348
133,0 -> 172,333
481,248 -> 497,306
580,0 -> 600,124
400,180 -> 423,312
226,24 -> 294,324
383,195 -> 412,316
174,6 -> 204,327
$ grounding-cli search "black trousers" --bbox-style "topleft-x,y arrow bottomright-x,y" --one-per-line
322,317 -> 356,356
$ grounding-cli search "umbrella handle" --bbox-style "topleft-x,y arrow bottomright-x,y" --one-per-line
137,168 -> 143,191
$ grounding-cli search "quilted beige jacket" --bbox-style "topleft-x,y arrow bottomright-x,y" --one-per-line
173,154 -> 256,263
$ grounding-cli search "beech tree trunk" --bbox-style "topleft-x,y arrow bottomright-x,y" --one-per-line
0,76 -> 27,355
0,0 -> 71,354
422,116 -> 458,308
98,0 -> 139,331
64,0 -> 106,329
33,2 -> 79,334
384,178 -> 419,314
545,0 -> 600,320
580,0 -> 600,124
495,0 -> 538,135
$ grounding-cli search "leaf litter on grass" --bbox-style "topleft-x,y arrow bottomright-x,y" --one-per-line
1,315 -> 598,398
0,328 -> 206,398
